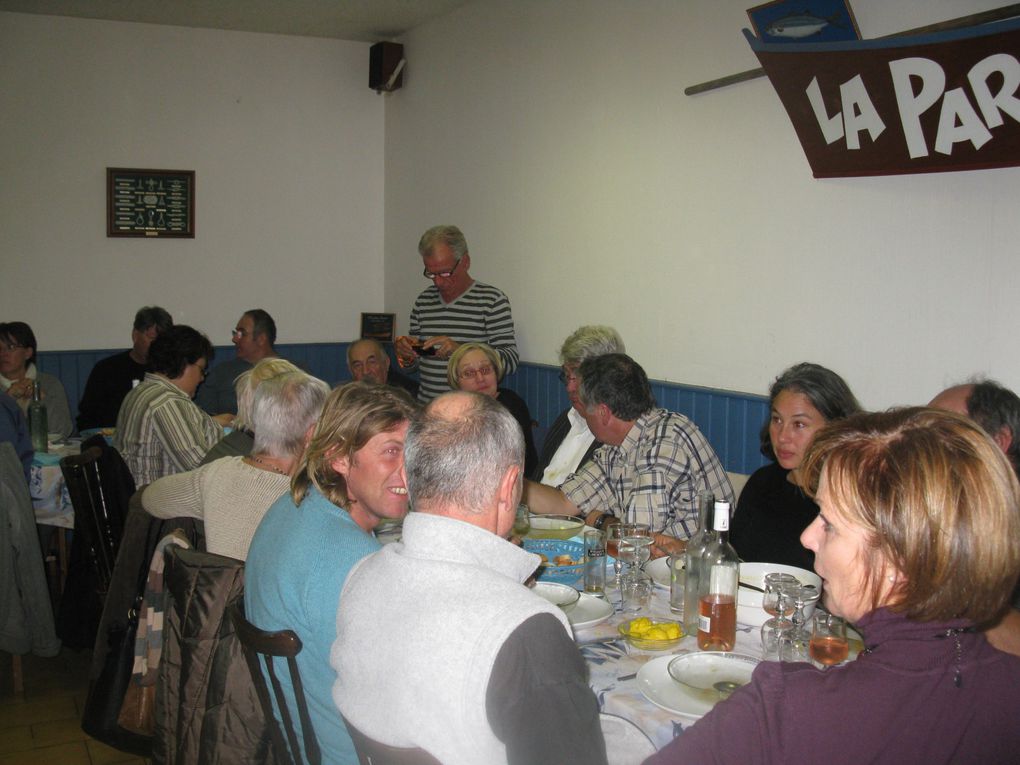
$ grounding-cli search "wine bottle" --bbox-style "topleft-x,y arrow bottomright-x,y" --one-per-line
681,492 -> 715,636
697,500 -> 739,651
28,380 -> 49,453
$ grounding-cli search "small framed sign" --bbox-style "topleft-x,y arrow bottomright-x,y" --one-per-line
107,167 -> 195,238
360,313 -> 396,343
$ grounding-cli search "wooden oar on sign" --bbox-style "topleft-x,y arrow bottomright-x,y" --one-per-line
685,3 -> 1020,96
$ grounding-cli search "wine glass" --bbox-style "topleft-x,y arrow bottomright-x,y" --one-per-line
621,525 -> 653,573
762,573 -> 799,618
511,505 -> 531,538
787,585 -> 821,654
760,590 -> 795,661
810,613 -> 849,667
610,523 -> 649,584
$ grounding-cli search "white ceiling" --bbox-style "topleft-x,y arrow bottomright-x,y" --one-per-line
0,0 -> 471,42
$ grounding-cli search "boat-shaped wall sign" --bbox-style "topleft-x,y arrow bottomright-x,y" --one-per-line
744,17 -> 1020,177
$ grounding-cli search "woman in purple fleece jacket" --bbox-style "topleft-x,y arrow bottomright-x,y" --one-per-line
646,407 -> 1020,765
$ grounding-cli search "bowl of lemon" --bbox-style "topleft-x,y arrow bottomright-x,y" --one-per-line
619,617 -> 684,650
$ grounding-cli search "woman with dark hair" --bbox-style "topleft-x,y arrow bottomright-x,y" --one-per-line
729,362 -> 861,569
646,408 -> 1020,763
113,325 -> 231,486
0,321 -> 73,439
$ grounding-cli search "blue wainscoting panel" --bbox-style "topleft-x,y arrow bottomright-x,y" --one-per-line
37,344 -> 767,473
502,364 -> 769,475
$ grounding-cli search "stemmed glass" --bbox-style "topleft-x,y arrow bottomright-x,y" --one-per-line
620,525 -> 653,573
787,585 -> 821,657
609,523 -> 649,587
762,573 -> 799,618
760,589 -> 795,661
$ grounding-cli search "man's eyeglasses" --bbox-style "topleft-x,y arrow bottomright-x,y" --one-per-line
0,342 -> 25,353
459,364 -> 494,381
558,368 -> 579,384
231,328 -> 248,338
423,258 -> 463,281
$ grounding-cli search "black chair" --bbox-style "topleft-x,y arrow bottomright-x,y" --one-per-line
59,446 -> 124,593
342,716 -> 443,765
228,602 -> 322,765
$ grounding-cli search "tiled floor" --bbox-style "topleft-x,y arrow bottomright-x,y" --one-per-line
0,649 -> 147,765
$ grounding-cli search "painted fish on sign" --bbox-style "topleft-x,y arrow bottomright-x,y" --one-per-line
748,0 -> 861,44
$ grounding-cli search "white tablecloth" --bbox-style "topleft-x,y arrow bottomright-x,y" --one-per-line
575,581 -> 763,751
30,442 -> 79,529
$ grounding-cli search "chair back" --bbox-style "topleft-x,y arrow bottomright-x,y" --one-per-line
60,446 -> 119,591
342,715 -> 442,765
228,602 -> 322,765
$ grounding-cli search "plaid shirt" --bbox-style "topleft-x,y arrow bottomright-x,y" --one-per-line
560,408 -> 733,539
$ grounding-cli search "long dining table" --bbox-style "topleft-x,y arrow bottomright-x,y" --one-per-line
569,575 -> 763,752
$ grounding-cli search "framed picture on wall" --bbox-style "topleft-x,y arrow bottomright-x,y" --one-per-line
747,0 -> 860,44
360,313 -> 396,343
107,168 -> 195,238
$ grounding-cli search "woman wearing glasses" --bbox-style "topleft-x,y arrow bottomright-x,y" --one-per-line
448,342 -> 537,477
0,321 -> 73,440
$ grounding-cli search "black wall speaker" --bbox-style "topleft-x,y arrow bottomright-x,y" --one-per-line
370,42 -> 405,92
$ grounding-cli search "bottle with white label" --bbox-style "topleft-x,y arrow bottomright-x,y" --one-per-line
697,500 -> 738,651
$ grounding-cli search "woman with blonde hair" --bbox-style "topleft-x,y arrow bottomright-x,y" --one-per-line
646,407 -> 1020,764
201,357 -> 301,463
448,341 -> 537,476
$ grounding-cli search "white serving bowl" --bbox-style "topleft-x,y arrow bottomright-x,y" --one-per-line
737,562 -> 821,627
530,581 -> 581,612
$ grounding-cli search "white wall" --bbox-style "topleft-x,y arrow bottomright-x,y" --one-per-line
1,12 -> 385,349
383,0 -> 1019,409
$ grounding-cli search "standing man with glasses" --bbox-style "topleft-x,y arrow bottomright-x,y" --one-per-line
196,309 -> 279,416
395,225 -> 518,402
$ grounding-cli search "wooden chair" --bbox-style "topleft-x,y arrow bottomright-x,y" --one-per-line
59,445 -> 131,594
227,602 -> 322,765
342,717 -> 443,765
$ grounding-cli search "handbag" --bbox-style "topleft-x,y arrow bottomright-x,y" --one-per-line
80,597 -> 153,756
117,677 -> 156,736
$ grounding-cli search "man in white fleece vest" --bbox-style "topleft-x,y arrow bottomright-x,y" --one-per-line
331,391 -> 607,765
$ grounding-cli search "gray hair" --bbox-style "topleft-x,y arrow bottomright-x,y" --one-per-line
405,392 -> 523,513
559,325 -> 625,367
234,358 -> 303,431
251,371 -> 330,459
578,353 -> 656,421
418,225 -> 468,261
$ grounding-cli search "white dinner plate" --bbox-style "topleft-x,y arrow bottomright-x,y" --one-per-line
567,593 -> 614,631
637,653 -> 759,719
646,557 -> 671,589
737,562 -> 821,627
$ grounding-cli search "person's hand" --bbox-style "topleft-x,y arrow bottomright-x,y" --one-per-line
213,413 -> 235,427
650,532 -> 686,560
424,336 -> 460,360
6,378 -> 33,401
394,335 -> 418,368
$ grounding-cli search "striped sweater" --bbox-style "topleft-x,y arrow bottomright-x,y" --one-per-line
409,280 -> 519,401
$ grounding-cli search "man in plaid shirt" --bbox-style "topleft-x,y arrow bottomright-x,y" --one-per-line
525,353 -> 733,544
